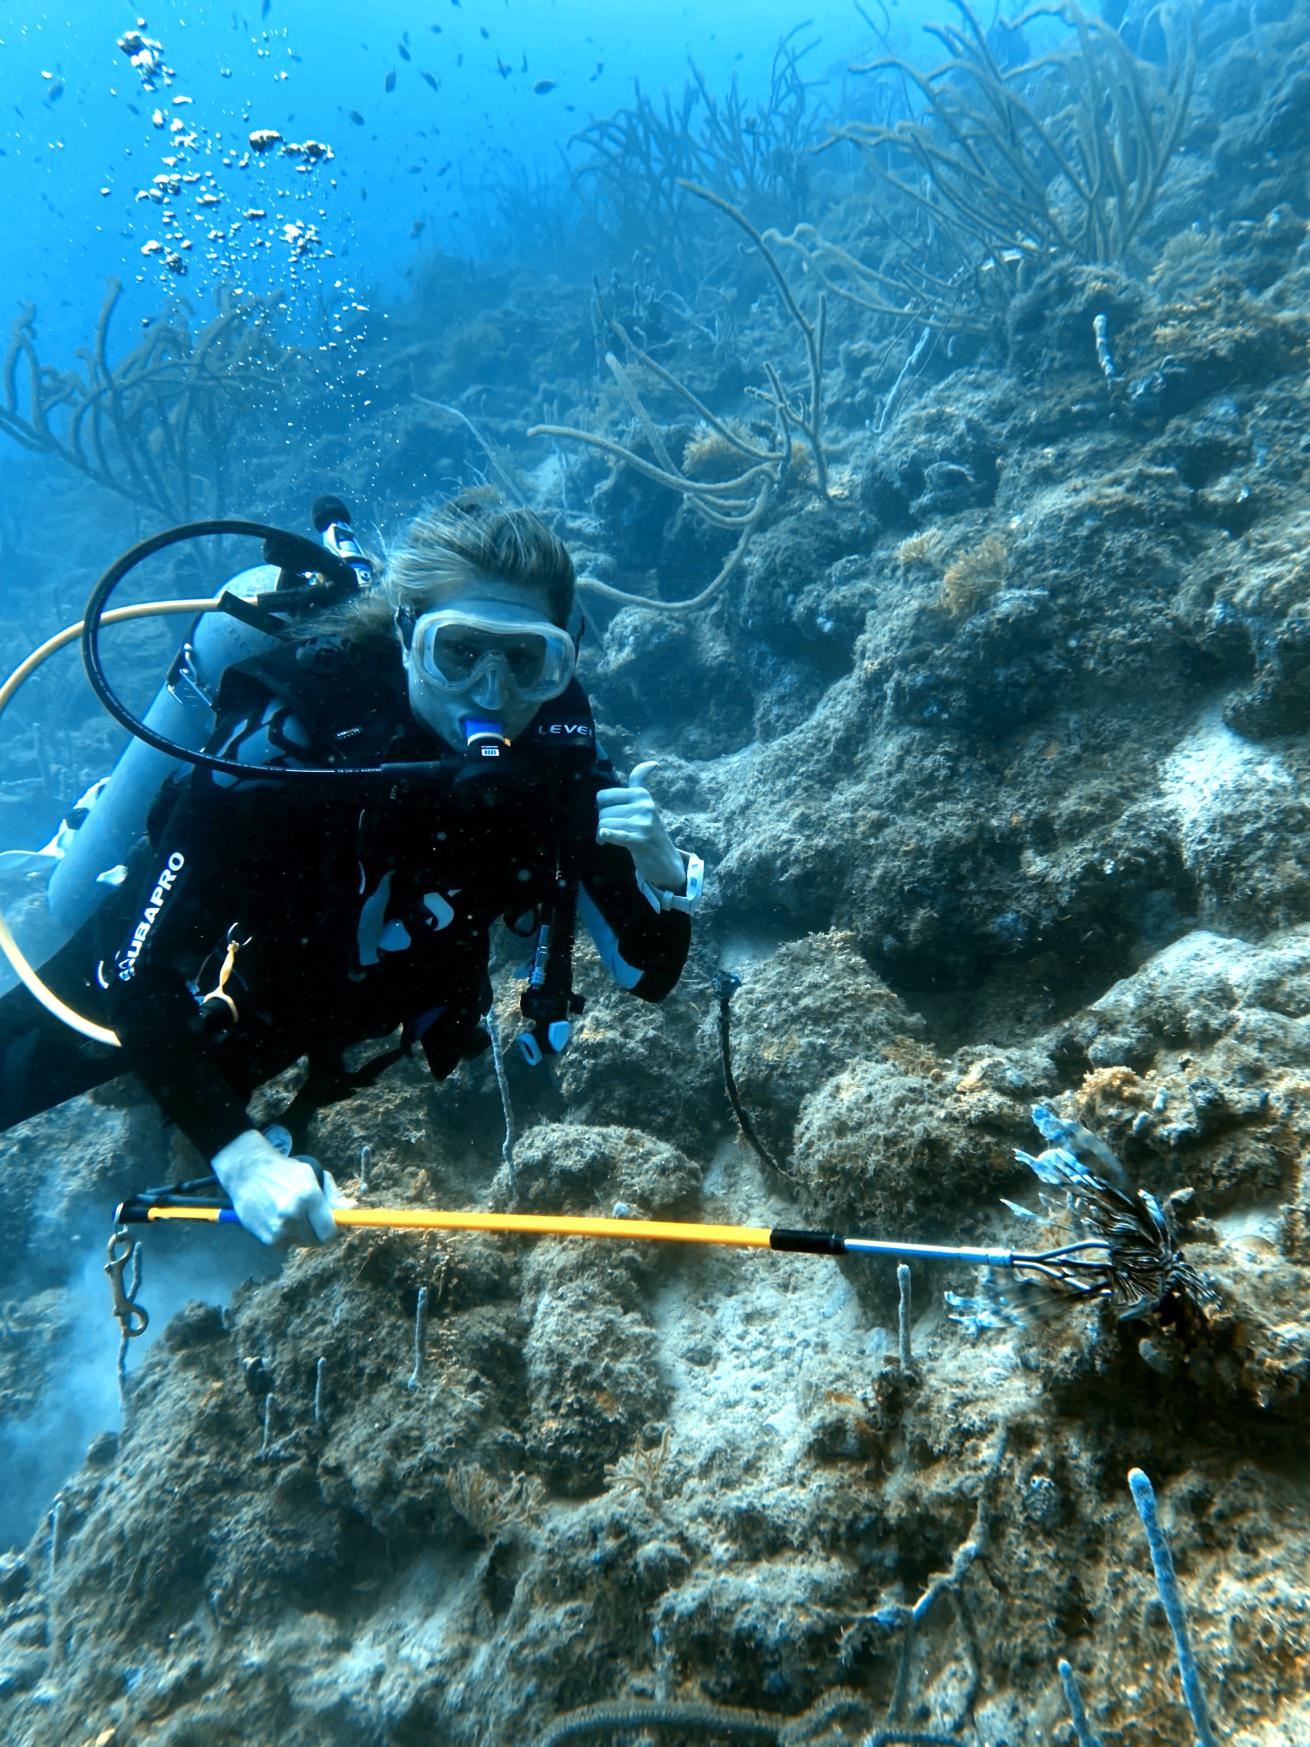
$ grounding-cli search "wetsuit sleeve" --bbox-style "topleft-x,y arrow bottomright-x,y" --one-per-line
99,691 -> 317,1160
575,751 -> 692,1003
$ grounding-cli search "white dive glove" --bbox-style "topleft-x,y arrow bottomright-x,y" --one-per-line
211,1128 -> 340,1249
595,759 -> 696,898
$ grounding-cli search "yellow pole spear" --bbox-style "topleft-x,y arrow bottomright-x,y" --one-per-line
114,1192 -> 1094,1274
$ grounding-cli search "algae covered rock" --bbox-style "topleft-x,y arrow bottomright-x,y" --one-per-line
510,1120 -> 701,1216
553,960 -> 717,1160
791,1050 -> 1009,1269
722,929 -> 926,1164
520,1237 -> 666,1495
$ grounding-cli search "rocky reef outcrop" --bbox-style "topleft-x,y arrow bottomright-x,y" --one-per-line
3,3 -> 1310,1743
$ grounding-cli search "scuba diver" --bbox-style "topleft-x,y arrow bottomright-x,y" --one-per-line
0,490 -> 701,1248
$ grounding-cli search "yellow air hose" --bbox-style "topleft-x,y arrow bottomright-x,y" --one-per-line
0,597 -> 223,1046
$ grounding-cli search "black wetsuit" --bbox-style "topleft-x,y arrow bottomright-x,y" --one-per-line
0,636 -> 691,1158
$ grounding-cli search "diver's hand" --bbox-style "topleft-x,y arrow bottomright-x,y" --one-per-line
595,759 -> 686,892
211,1129 -> 340,1249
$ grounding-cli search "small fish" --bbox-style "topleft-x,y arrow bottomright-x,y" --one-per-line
430,22 -> 442,31
398,42 -> 411,61
410,218 -> 425,238
384,69 -> 396,92
407,163 -> 422,173
421,69 -> 439,92
126,101 -> 141,115
496,56 -> 511,78
457,52 -> 463,67
480,26 -> 490,39
520,51 -> 527,72
262,0 -> 271,15
45,81 -> 65,104
532,79 -> 556,95
347,108 -> 365,124
360,187 -> 368,200
437,159 -> 452,175
590,60 -> 604,80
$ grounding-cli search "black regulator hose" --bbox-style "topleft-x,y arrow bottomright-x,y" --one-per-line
79,518 -> 451,786
712,968 -> 792,1180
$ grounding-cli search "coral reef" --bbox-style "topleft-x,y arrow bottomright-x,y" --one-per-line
568,25 -> 828,287
775,0 -> 1197,334
4,1 -> 1310,1743
1,282 -> 298,521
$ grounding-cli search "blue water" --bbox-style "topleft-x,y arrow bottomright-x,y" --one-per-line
2,0 -> 929,358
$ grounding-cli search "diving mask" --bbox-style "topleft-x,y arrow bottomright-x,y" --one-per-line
407,605 -> 576,704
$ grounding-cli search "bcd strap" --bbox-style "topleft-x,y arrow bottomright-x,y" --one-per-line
221,627 -> 409,767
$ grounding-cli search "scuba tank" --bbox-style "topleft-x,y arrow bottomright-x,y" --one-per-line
14,497 -> 375,946
44,560 -> 284,933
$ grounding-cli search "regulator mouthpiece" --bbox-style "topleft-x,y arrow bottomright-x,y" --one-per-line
462,716 -> 511,759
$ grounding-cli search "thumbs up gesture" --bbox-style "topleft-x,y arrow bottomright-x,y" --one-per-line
595,759 -> 686,892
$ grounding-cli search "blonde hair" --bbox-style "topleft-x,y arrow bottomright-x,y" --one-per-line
385,487 -> 576,626
288,487 -> 576,653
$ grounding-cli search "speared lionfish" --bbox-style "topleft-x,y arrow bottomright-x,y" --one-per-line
950,1104 -> 1217,1331
1010,1143 -> 1215,1320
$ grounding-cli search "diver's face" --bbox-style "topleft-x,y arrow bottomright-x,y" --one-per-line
400,580 -> 569,750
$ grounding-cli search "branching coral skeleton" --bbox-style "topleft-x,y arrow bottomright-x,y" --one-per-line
772,1 -> 1197,334
2,279 -> 289,519
530,183 -> 830,614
